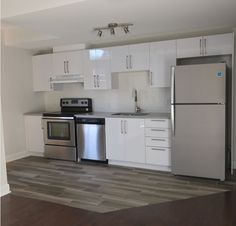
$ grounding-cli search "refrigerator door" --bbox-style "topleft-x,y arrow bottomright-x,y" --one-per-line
172,104 -> 225,180
174,63 -> 226,104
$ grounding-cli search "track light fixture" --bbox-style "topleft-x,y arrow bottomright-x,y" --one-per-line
94,23 -> 133,37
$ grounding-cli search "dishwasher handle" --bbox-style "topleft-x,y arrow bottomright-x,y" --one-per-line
76,117 -> 105,125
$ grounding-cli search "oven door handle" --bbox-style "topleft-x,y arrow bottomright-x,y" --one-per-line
42,117 -> 74,120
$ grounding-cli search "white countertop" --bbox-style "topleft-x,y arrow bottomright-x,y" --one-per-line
24,111 -> 170,119
75,112 -> 170,119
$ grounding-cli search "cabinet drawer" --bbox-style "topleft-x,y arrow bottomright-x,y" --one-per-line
146,137 -> 171,147
145,119 -> 170,128
145,128 -> 171,138
146,147 -> 171,166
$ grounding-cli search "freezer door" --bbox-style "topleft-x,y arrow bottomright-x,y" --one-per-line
172,105 -> 225,180
174,63 -> 226,103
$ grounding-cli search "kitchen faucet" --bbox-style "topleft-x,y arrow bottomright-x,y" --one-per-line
134,89 -> 141,113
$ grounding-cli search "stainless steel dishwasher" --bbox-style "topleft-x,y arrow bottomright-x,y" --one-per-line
76,117 -> 106,162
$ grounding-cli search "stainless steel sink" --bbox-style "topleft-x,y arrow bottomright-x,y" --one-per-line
112,112 -> 150,116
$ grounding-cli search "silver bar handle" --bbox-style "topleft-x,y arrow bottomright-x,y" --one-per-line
64,61 -> 66,74
94,75 -> 97,88
204,38 -> 207,55
97,75 -> 99,88
66,61 -> 69,74
151,129 -> 166,132
151,148 -> 166,151
124,120 -> 128,134
170,66 -> 175,105
171,104 -> 175,136
200,39 -> 202,55
150,71 -> 153,86
126,55 -> 129,69
151,138 -> 166,141
129,55 -> 132,69
151,119 -> 166,122
121,120 -> 124,134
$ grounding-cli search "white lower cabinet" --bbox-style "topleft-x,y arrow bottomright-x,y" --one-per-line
106,118 -> 145,163
24,115 -> 44,154
106,117 -> 171,171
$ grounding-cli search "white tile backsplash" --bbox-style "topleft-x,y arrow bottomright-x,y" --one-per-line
44,71 -> 171,113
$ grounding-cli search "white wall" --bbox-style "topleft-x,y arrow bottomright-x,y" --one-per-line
1,45 -> 45,162
0,31 -> 10,197
0,105 -> 10,196
44,72 -> 171,113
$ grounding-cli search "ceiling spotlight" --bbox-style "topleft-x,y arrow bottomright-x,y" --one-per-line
110,27 -> 115,35
123,26 -> 129,33
97,30 -> 102,37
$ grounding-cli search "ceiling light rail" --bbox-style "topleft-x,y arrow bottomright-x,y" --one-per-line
94,23 -> 133,37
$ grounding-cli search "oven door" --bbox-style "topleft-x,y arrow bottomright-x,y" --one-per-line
42,117 -> 76,147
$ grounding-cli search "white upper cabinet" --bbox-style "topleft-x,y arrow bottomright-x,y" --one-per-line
52,51 -> 83,76
128,43 -> 150,71
111,46 -> 129,72
204,33 -> 234,56
111,43 -> 149,72
32,54 -> 53,92
84,48 -> 112,90
177,37 -> 203,58
177,33 -> 234,58
149,40 -> 176,87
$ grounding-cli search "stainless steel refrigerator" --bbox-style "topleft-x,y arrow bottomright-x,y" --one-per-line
171,63 -> 226,181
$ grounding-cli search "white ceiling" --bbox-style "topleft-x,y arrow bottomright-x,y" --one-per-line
2,0 -> 236,50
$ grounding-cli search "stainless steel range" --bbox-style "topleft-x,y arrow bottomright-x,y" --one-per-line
42,98 -> 92,161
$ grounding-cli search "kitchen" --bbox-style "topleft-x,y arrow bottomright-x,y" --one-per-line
1,0 -> 236,225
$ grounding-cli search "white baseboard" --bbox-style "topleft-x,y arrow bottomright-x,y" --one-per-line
109,160 -> 171,172
0,184 -> 10,197
29,152 -> 44,157
6,151 -> 31,163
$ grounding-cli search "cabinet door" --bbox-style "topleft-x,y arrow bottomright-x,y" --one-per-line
204,33 -> 234,56
66,51 -> 83,75
129,43 -> 149,71
111,45 -> 129,72
52,52 -> 68,75
24,116 -> 44,154
124,118 -> 145,163
32,54 -> 53,91
94,48 -> 111,89
52,51 -> 83,75
84,49 -> 111,90
105,118 -> 125,161
177,37 -> 203,58
149,40 -> 176,87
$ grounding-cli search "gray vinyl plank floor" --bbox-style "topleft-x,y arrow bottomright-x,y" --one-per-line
7,156 -> 236,213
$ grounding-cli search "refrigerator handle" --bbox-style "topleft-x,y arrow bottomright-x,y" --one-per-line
171,104 -> 175,136
170,66 -> 175,104
170,66 -> 175,136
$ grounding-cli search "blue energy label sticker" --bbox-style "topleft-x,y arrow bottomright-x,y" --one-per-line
216,71 -> 224,77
